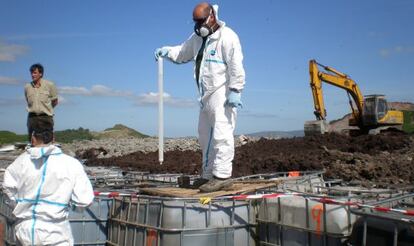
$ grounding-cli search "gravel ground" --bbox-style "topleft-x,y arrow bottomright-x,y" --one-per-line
62,135 -> 258,159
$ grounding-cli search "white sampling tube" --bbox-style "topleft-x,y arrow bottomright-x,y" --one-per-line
158,57 -> 164,165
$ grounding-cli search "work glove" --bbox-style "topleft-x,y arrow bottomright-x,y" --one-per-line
154,47 -> 169,61
225,91 -> 243,108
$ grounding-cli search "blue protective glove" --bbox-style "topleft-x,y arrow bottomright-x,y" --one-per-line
226,91 -> 243,108
154,47 -> 169,61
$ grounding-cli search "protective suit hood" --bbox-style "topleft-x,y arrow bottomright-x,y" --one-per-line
209,4 -> 225,40
212,4 -> 219,22
27,145 -> 58,160
212,4 -> 225,29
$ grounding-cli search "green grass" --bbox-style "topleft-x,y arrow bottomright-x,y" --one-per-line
402,111 -> 414,133
0,128 -> 97,145
0,131 -> 28,145
54,127 -> 96,143
1,125 -> 149,145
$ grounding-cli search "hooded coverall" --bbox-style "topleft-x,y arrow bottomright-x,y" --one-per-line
164,15 -> 245,179
3,145 -> 94,245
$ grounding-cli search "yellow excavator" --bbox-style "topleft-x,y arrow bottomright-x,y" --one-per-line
304,59 -> 404,136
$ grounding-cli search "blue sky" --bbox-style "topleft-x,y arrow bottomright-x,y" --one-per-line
1,0 -> 413,137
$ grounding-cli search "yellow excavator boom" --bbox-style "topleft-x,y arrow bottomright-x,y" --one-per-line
309,60 -> 364,127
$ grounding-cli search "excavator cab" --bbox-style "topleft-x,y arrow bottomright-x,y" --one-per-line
362,95 -> 388,126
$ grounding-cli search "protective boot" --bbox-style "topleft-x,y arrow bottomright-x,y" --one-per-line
192,178 -> 209,188
199,176 -> 233,193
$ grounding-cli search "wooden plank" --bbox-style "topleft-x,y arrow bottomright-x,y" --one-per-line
139,180 -> 281,198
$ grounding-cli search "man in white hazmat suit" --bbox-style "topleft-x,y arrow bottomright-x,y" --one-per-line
155,2 -> 245,192
2,123 -> 94,245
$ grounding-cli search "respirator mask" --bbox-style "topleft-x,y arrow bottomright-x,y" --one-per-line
194,8 -> 215,37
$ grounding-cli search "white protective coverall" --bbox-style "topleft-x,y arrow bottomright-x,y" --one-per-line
3,145 -> 94,245
165,6 -> 245,179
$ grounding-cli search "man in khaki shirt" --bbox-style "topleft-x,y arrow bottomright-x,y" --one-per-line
24,63 -> 58,141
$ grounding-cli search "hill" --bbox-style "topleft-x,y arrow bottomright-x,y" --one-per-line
389,102 -> 414,111
0,124 -> 149,145
92,124 -> 149,139
0,131 -> 27,145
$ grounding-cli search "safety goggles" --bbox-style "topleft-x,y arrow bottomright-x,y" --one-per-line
193,16 -> 209,24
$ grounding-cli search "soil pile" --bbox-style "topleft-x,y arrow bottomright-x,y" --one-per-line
81,132 -> 414,186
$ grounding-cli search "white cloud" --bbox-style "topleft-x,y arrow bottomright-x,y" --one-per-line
380,45 -> 414,57
51,94 -> 75,105
59,85 -> 133,97
59,86 -> 90,95
134,92 -> 163,104
57,95 -> 69,105
0,40 -> 29,62
58,84 -> 196,108
0,76 -> 23,85
134,92 -> 196,107
90,85 -> 134,97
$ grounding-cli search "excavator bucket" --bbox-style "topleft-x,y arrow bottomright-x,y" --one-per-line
304,120 -> 329,136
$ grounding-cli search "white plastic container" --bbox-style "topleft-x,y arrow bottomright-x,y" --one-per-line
108,196 -> 257,246
258,195 -> 356,246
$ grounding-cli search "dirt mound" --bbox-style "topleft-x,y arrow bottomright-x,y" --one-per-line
82,132 -> 414,186
233,132 -> 413,186
389,102 -> 414,111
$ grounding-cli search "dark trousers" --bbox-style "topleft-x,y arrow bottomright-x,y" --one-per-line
27,113 -> 54,142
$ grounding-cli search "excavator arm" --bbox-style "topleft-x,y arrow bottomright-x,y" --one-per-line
309,59 -> 365,127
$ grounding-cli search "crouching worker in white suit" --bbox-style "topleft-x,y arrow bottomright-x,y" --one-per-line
2,125 -> 94,245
